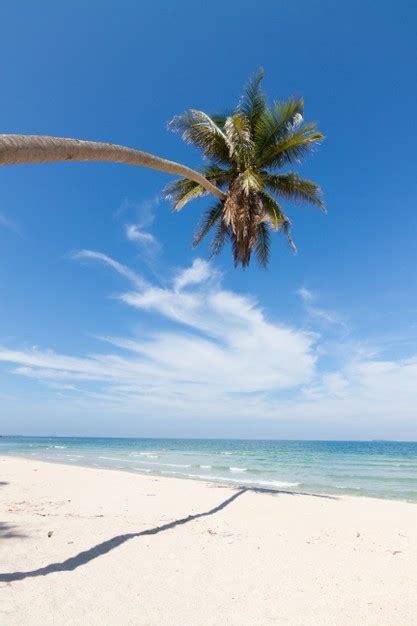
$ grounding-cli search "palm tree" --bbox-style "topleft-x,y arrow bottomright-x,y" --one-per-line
0,69 -> 324,268
164,69 -> 325,267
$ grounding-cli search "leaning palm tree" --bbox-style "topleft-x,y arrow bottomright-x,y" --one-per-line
164,69 -> 325,267
0,69 -> 324,268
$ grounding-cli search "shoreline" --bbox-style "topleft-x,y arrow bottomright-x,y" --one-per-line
1,452 -> 416,505
1,455 -> 417,624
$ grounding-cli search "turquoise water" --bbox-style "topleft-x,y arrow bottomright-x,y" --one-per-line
1,436 -> 417,502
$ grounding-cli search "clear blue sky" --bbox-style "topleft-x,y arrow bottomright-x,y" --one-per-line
1,0 -> 416,439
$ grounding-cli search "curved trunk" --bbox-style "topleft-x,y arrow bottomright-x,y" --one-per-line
0,134 -> 226,200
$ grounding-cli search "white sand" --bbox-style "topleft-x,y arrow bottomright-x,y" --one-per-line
1,456 -> 417,625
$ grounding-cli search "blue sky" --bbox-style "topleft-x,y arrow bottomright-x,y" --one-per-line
1,0 -> 417,439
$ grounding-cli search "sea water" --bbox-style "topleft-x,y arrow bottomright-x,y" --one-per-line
1,436 -> 417,502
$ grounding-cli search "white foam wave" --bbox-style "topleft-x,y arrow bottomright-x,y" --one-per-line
135,460 -> 191,468
229,467 -> 247,472
159,469 -> 299,489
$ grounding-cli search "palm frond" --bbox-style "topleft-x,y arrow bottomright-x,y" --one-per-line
254,98 -> 304,158
209,219 -> 231,258
265,173 -> 325,211
224,113 -> 254,167
260,190 -> 286,229
202,164 -> 236,187
238,68 -> 266,128
168,109 -> 230,164
255,221 -> 270,268
238,168 -> 263,195
258,124 -> 324,168
163,164 -> 234,210
260,191 -> 297,252
163,178 -> 208,211
193,203 -> 223,248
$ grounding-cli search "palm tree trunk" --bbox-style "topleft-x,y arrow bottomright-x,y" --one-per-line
0,134 -> 226,200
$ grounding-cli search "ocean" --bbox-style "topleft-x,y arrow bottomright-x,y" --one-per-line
1,436 -> 417,502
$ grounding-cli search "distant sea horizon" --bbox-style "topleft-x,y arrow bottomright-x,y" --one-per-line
1,436 -> 417,502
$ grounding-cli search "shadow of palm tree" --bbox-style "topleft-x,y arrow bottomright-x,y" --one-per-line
0,522 -> 27,540
0,488 -> 247,582
0,485 -> 337,583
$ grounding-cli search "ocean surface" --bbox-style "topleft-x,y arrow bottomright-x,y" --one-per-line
1,436 -> 417,502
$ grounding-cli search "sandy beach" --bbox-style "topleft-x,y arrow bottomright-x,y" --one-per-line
1,456 -> 417,625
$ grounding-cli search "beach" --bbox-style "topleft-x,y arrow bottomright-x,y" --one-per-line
1,456 -> 417,625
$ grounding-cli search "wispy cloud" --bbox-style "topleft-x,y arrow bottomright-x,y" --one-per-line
1,257 -> 417,432
71,250 -> 148,289
297,286 -> 348,331
126,224 -> 157,246
297,287 -> 315,303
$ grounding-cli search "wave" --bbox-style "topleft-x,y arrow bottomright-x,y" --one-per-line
159,469 -> 299,489
229,467 -> 247,472
136,460 -> 192,468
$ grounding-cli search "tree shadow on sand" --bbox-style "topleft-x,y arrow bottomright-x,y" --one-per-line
0,486 -> 337,583
0,522 -> 27,540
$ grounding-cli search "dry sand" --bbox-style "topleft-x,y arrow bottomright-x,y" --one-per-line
1,455 -> 416,625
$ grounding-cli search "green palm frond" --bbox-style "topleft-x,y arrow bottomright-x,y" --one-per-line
209,219 -> 231,258
164,165 -> 235,210
254,98 -> 304,158
163,178 -> 208,210
202,164 -> 236,187
260,190 -> 297,252
168,109 -> 230,164
238,68 -> 266,127
260,190 -> 287,229
255,221 -> 270,268
259,123 -> 324,168
224,113 -> 254,167
265,173 -> 325,211
193,203 -> 223,248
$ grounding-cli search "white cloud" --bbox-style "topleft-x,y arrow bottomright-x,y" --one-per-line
297,287 -> 315,302
126,224 -> 159,248
173,258 -> 215,292
0,256 -> 317,418
1,259 -> 417,434
126,224 -> 157,246
72,250 -> 147,289
297,286 -> 348,330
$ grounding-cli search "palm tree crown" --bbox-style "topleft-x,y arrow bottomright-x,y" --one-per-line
164,69 -> 325,268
